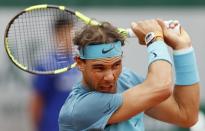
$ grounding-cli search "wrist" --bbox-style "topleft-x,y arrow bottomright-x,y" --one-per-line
172,41 -> 192,50
173,46 -> 193,55
147,41 -> 172,66
173,47 -> 200,85
145,32 -> 164,47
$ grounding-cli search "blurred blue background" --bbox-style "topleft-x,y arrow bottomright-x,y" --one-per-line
0,0 -> 205,131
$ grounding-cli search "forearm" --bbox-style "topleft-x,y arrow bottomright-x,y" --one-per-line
173,84 -> 200,125
126,40 -> 173,111
109,60 -> 172,124
136,60 -> 173,109
172,46 -> 200,126
146,46 -> 200,127
109,41 -> 173,124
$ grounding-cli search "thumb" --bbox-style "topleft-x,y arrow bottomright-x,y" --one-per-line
131,22 -> 140,37
180,26 -> 187,36
180,26 -> 191,42
131,22 -> 138,32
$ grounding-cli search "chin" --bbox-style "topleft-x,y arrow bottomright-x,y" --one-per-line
99,86 -> 117,94
101,90 -> 116,94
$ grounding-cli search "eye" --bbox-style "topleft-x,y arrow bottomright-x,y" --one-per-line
112,62 -> 121,69
93,66 -> 105,72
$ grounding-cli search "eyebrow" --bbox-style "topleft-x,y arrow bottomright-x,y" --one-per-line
92,60 -> 122,67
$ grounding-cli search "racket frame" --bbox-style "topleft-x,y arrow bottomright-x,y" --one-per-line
4,4 -> 133,75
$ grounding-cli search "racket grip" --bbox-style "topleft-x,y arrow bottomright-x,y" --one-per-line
127,28 -> 136,38
127,20 -> 181,38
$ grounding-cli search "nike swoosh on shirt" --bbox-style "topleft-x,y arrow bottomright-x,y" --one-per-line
134,119 -> 140,127
103,103 -> 112,114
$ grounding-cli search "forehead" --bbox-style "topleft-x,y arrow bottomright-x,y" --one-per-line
86,56 -> 122,66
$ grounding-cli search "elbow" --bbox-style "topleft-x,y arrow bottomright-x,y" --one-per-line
158,81 -> 172,100
148,71 -> 173,100
158,73 -> 173,98
145,69 -> 173,103
147,60 -> 173,100
151,79 -> 173,102
157,74 -> 173,95
178,114 -> 198,128
179,118 -> 198,128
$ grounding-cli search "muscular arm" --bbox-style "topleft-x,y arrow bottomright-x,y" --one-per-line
144,19 -> 200,127
145,84 -> 199,127
108,59 -> 172,124
108,20 -> 173,124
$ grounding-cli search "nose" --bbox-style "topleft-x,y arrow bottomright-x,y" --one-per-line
103,70 -> 115,81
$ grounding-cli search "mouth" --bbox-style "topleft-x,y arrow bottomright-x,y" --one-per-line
99,84 -> 116,93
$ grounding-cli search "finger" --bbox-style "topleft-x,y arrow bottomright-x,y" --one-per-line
180,26 -> 191,40
131,22 -> 143,40
131,22 -> 138,34
180,26 -> 187,35
157,18 -> 168,33
131,23 -> 145,45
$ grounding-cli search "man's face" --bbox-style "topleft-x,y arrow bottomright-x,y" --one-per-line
78,56 -> 122,93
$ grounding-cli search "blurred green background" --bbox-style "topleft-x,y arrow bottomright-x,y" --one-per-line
0,0 -> 204,131
0,0 -> 205,6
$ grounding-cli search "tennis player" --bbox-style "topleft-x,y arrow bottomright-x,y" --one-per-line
58,19 -> 200,131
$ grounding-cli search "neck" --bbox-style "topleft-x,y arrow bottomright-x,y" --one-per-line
81,79 -> 93,91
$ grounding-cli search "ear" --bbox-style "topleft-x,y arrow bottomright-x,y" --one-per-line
75,56 -> 85,71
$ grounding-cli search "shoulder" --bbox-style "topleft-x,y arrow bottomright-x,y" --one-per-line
60,84 -> 123,130
73,92 -> 122,129
118,67 -> 145,85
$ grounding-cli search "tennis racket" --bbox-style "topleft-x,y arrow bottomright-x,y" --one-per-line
4,4 -> 180,75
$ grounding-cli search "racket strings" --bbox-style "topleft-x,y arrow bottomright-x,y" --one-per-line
7,8 -> 83,73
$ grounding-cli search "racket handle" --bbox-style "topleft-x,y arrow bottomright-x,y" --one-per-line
126,28 -> 136,38
127,20 -> 181,38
